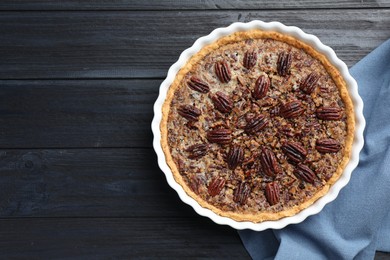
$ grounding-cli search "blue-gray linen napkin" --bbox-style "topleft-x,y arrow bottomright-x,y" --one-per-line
239,39 -> 390,260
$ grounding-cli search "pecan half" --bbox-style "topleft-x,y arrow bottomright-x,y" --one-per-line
281,141 -> 307,163
227,144 -> 244,170
293,163 -> 316,184
265,182 -> 280,205
211,91 -> 233,113
186,144 -> 208,159
316,106 -> 343,120
187,76 -> 210,93
280,100 -> 305,119
277,51 -> 292,76
207,128 -> 232,144
252,75 -> 270,99
215,61 -> 231,83
233,182 -> 251,205
245,114 -> 268,134
208,177 -> 226,197
177,105 -> 201,121
260,147 -> 281,177
300,72 -> 320,94
243,50 -> 257,70
316,138 -> 341,153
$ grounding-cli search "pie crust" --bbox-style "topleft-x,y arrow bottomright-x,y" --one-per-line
160,30 -> 354,223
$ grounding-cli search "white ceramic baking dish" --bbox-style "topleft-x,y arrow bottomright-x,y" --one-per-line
151,20 -> 365,231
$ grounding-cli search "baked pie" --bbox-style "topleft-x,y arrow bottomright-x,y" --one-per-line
160,30 -> 354,222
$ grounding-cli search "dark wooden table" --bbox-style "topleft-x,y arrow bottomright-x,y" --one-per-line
0,1 -> 389,259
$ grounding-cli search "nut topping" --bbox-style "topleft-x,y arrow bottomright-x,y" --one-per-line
186,144 -> 208,159
227,144 -> 244,170
233,182 -> 251,205
316,106 -> 343,120
265,182 -> 280,205
208,177 -> 226,197
177,105 -> 201,121
280,100 -> 305,119
211,91 -> 233,113
215,61 -> 231,83
281,141 -> 307,163
187,76 -> 210,93
316,138 -> 341,153
252,75 -> 270,99
300,72 -> 320,94
166,34 -> 351,217
277,51 -> 292,76
245,114 -> 268,134
294,163 -> 316,184
270,105 -> 280,117
260,147 -> 281,177
207,128 -> 232,144
189,176 -> 202,195
243,50 -> 257,70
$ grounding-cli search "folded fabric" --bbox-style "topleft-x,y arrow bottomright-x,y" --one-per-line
239,39 -> 390,260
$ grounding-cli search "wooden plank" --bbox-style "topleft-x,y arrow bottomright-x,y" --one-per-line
0,10 -> 389,79
0,217 -> 250,259
0,79 -> 157,148
376,252 -> 390,260
0,0 -> 388,10
0,148 -> 197,218
0,217 -> 386,259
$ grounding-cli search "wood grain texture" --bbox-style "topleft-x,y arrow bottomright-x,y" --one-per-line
0,2 -> 389,259
0,148 -> 198,218
0,0 -> 389,10
375,252 -> 390,260
0,10 -> 389,79
0,79 -> 158,148
0,217 -> 250,259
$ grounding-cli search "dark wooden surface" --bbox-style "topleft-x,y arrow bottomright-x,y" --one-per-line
0,2 -> 389,259
1,10 -> 390,79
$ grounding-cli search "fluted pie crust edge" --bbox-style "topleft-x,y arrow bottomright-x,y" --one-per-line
160,30 -> 355,223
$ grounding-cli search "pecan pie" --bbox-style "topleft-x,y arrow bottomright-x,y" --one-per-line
160,30 -> 354,222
